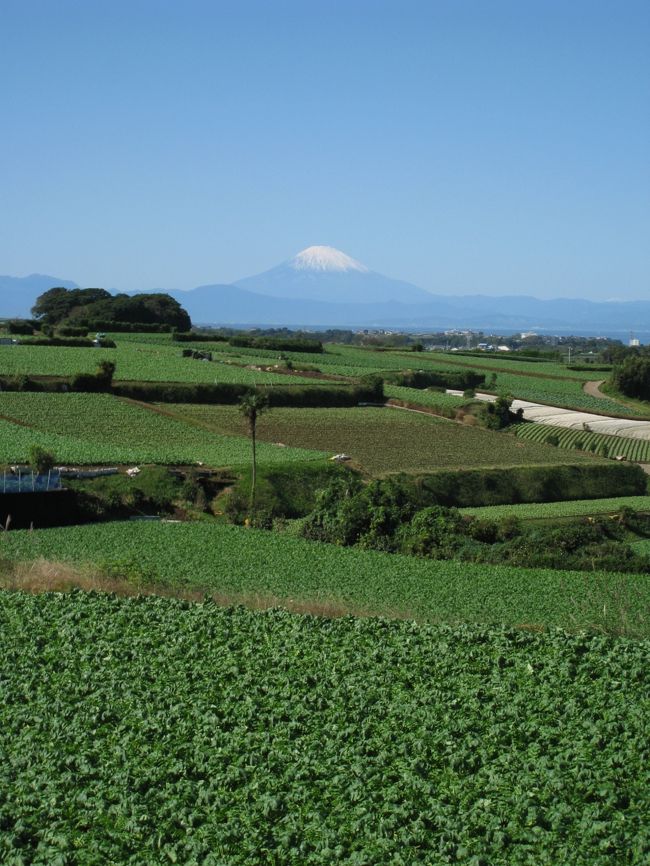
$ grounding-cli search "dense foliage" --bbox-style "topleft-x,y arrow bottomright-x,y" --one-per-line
404,462 -> 645,508
612,356 -> 650,402
382,367 -> 485,391
115,379 -> 384,408
21,336 -> 116,348
31,287 -> 112,323
31,287 -> 191,330
299,476 -> 650,573
229,335 -> 324,353
1,593 -> 648,865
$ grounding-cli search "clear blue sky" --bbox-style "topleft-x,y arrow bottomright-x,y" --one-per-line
2,0 -> 648,299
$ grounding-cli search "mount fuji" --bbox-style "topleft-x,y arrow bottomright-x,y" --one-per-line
232,246 -> 434,305
2,248 -> 649,336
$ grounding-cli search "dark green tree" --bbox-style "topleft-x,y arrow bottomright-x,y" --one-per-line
31,288 -> 111,324
612,356 -> 650,401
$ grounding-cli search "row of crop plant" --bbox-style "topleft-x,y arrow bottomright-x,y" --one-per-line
515,422 -> 650,462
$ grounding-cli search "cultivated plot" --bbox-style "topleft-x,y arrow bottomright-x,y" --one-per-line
460,495 -> 650,520
1,593 -> 647,865
159,404 -> 594,474
3,520 -> 650,631
0,393 -> 322,466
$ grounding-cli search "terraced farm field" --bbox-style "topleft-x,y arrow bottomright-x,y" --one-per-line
160,403 -> 594,474
0,393 -> 322,466
516,421 -> 650,461
4,520 -> 650,632
322,347 -> 639,414
383,385 -> 469,412
2,592 -> 648,865
1,336 -> 643,416
0,342 -> 319,385
277,346 -> 639,415
484,372 -> 636,415
460,495 -> 650,521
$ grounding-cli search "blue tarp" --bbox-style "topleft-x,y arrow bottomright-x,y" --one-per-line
1,472 -> 63,493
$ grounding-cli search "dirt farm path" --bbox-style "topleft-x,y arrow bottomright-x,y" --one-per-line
583,380 -> 608,399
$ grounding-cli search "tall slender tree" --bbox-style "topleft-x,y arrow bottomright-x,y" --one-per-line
238,391 -> 269,522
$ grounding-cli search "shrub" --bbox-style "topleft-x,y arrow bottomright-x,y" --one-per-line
112,379 -> 384,407
480,394 -> 522,430
383,369 -> 485,391
611,356 -> 650,401
408,462 -> 647,508
228,335 -> 323,353
7,320 -> 35,335
57,326 -> 88,337
28,446 -> 55,474
70,359 -> 116,393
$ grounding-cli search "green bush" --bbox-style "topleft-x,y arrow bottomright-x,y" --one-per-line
405,462 -> 647,508
57,326 -> 89,337
70,359 -> 115,393
229,335 -> 323,353
28,446 -> 55,474
7,320 -> 35,335
112,379 -> 384,407
383,368 -> 485,391
223,463 -> 350,526
611,355 -> 650,401
70,467 -> 185,519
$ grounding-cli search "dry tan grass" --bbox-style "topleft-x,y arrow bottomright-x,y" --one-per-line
0,557 -> 412,621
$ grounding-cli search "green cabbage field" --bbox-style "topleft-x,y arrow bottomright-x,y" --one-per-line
460,495 -> 650,521
0,393 -> 323,466
4,521 -> 650,634
1,592 -> 648,865
0,342 -> 318,385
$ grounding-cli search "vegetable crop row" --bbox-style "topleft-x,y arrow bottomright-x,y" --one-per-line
516,422 -> 650,462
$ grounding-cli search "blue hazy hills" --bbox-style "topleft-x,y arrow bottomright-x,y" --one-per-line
1,247 -> 648,335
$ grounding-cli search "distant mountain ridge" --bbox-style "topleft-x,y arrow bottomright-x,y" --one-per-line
168,284 -> 650,333
233,245 -> 433,304
1,246 -> 649,335
0,274 -> 78,318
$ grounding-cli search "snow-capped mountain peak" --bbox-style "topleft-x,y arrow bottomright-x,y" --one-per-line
289,246 -> 369,273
